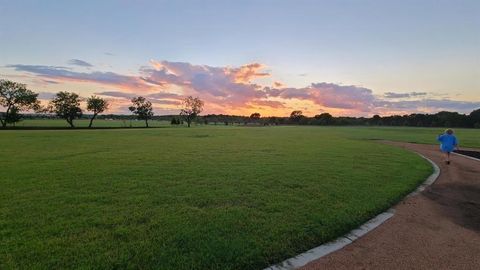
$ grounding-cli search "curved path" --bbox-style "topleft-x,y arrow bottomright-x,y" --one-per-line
302,142 -> 480,270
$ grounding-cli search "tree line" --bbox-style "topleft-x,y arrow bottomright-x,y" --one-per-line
1,79 -> 479,128
197,110 -> 480,128
0,79 -> 203,128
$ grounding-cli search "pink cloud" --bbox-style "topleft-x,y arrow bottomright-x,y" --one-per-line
141,61 -> 270,109
7,64 -> 157,92
267,83 -> 376,112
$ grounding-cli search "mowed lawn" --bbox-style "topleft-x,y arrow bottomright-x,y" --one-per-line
12,119 -> 171,128
12,120 -> 480,148
1,126 -> 434,269
331,126 -> 480,148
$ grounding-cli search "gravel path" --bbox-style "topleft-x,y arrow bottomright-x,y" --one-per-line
301,142 -> 480,270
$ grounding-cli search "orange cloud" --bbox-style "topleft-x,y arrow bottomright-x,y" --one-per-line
231,63 -> 270,83
273,81 -> 284,88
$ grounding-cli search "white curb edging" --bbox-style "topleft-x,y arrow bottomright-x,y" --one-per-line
264,153 -> 440,270
452,152 -> 480,162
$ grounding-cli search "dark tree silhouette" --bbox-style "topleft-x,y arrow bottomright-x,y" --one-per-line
129,96 -> 154,127
290,110 -> 303,118
49,91 -> 82,128
86,95 -> 109,128
171,117 -> 181,125
290,110 -> 303,123
371,114 -> 381,125
314,113 -> 333,125
5,106 -> 22,126
180,96 -> 204,127
249,112 -> 261,125
470,109 -> 480,128
250,112 -> 261,119
0,79 -> 40,127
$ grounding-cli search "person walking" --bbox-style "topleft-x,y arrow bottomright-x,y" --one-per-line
437,129 -> 459,165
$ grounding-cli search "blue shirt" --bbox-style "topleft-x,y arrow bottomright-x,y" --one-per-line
437,134 -> 458,152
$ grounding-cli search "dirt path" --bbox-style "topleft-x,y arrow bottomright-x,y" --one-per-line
301,142 -> 480,270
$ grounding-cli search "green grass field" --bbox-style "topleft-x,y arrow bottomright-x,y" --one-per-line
1,124 -> 478,269
11,119 -> 171,128
9,119 -> 480,147
332,126 -> 480,148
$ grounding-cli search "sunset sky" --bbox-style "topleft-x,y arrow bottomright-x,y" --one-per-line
1,0 -> 479,116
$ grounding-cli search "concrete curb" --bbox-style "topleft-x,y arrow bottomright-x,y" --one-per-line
264,153 -> 440,270
452,152 -> 480,162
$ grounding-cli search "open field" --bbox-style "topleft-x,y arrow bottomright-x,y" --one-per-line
9,119 -> 171,128
6,119 -> 480,148
0,125 -> 460,269
332,126 -> 480,148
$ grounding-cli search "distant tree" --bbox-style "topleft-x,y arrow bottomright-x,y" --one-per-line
49,91 -> 82,128
314,112 -> 333,125
469,108 -> 480,128
290,110 -> 304,123
128,96 -> 154,127
370,114 -> 382,125
249,112 -> 261,125
435,111 -> 468,127
0,79 -> 40,127
204,114 -> 218,125
86,95 -> 109,128
267,116 -> 280,125
180,96 -> 204,127
250,112 -> 261,119
290,110 -> 303,118
171,117 -> 181,125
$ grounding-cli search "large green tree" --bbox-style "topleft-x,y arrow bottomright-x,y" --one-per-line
0,79 -> 40,127
129,96 -> 154,127
180,96 -> 204,127
86,95 -> 109,128
49,91 -> 83,128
